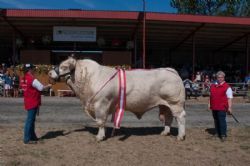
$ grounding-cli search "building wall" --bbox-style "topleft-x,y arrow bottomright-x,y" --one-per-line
147,48 -> 246,69
20,50 -> 51,64
102,51 -> 131,66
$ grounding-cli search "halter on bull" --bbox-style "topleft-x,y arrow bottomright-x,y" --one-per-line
48,56 -> 186,141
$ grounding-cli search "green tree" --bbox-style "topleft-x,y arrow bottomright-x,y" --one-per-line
238,0 -> 250,16
170,0 -> 250,16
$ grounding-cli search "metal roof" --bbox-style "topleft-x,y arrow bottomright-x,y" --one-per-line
3,9 -> 250,25
1,9 -> 249,52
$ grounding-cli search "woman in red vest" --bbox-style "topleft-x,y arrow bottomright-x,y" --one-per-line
209,71 -> 233,142
22,64 -> 51,144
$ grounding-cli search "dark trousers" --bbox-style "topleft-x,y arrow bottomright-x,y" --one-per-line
24,108 -> 38,143
212,110 -> 227,137
185,88 -> 191,99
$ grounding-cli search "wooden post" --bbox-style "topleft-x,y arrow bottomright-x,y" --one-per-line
12,32 -> 16,65
192,35 -> 196,75
134,35 -> 137,68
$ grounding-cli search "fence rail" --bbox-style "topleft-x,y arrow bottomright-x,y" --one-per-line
189,82 -> 250,97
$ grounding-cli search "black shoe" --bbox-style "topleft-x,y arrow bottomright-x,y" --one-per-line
31,137 -> 39,141
24,140 -> 37,144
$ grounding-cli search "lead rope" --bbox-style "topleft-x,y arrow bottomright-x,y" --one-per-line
85,70 -> 119,118
87,70 -> 119,104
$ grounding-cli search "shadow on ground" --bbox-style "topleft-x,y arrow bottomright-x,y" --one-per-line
205,128 -> 216,135
64,126 -> 178,141
40,126 -> 178,141
40,130 -> 71,140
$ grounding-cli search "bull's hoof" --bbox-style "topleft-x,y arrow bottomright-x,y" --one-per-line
177,135 -> 186,141
96,135 -> 105,142
160,131 -> 170,136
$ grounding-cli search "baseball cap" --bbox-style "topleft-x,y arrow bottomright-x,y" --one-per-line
24,64 -> 35,71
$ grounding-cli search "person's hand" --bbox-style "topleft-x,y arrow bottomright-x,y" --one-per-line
227,108 -> 232,115
47,84 -> 52,88
207,103 -> 211,111
42,84 -> 52,91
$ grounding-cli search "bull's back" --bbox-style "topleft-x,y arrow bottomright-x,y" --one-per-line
125,68 -> 184,111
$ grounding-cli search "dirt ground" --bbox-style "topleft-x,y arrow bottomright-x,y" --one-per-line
1,126 -> 250,166
0,97 -> 250,166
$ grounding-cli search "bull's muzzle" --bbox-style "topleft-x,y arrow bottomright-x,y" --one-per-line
48,66 -> 60,83
54,66 -> 59,76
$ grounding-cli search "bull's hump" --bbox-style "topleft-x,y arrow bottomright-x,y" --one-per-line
81,59 -> 99,65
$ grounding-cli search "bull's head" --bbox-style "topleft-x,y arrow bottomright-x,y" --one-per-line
48,56 -> 76,81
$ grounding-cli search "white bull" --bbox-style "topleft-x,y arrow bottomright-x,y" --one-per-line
48,57 -> 186,141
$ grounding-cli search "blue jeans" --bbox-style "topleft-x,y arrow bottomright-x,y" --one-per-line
212,110 -> 227,137
24,108 -> 38,143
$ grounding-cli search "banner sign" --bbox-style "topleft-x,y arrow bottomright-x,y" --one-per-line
53,26 -> 96,42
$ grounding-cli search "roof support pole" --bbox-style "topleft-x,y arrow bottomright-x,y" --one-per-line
134,35 -> 137,68
246,35 -> 249,74
131,12 -> 143,68
192,34 -> 196,76
142,0 -> 146,68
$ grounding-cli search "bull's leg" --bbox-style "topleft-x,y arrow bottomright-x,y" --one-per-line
159,105 -> 173,136
96,119 -> 105,142
66,79 -> 80,97
94,104 -> 109,142
175,110 -> 186,141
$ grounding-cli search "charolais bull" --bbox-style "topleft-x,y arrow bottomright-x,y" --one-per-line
48,57 -> 186,141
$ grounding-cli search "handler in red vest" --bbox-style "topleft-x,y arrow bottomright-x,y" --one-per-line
22,64 -> 51,144
209,71 -> 233,142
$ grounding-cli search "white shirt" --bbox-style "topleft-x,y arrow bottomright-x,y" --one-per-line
226,88 -> 233,99
195,74 -> 201,81
32,79 -> 44,91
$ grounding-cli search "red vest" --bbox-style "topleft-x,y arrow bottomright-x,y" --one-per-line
210,82 -> 229,111
23,72 -> 41,110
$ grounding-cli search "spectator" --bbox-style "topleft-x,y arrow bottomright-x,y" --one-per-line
245,73 -> 250,101
191,81 -> 200,99
3,70 -> 12,97
0,70 -> 4,96
211,73 -> 217,84
12,71 -> 20,97
183,78 -> 193,99
194,71 -> 201,82
209,71 -> 233,142
244,73 -> 250,84
0,64 -> 3,74
0,69 -> 3,78
2,63 -> 6,71
203,75 -> 211,92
